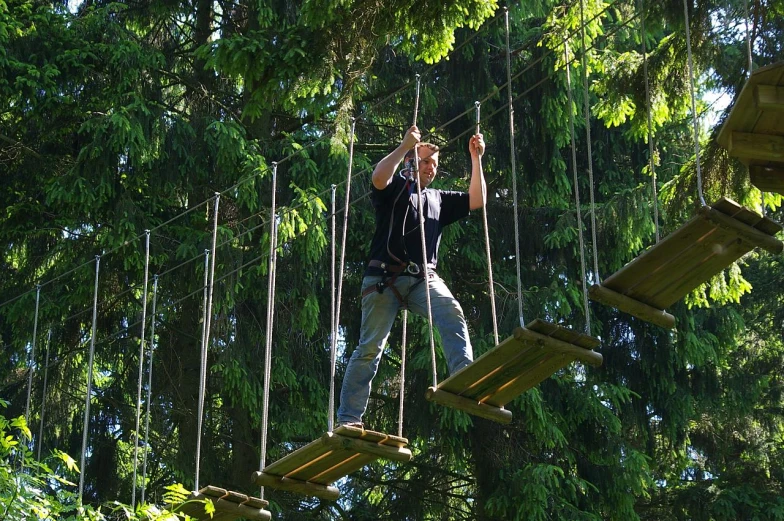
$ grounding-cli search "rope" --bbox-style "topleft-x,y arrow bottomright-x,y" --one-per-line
36,328 -> 51,462
398,310 -> 407,438
24,285 -> 41,426
580,0 -> 601,283
141,275 -> 159,505
413,74 -> 421,127
639,0 -> 660,242
132,230 -> 151,508
78,255 -> 101,503
505,8 -> 525,328
259,163 -> 279,500
683,0 -> 707,207
333,120 -> 356,431
328,185 -> 337,431
565,43 -> 592,335
476,101 -> 498,345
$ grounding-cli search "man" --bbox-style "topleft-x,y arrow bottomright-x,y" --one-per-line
337,125 -> 486,429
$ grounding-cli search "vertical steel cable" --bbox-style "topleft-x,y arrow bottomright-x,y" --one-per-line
195,249 -> 210,491
259,163 -> 279,500
141,275 -> 158,505
505,7 -> 526,328
132,230 -> 151,508
333,120 -> 356,432
566,43 -> 592,334
78,255 -> 101,503
743,0 -> 763,216
413,74 -> 421,127
36,328 -> 51,462
639,0 -> 661,242
683,0 -> 707,207
196,193 -> 221,491
24,285 -> 41,426
580,0 -> 601,283
476,101 -> 498,345
329,184 -> 337,432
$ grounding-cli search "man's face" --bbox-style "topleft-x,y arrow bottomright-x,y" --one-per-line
416,149 -> 439,187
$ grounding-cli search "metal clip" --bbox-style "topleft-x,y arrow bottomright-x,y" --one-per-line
405,262 -> 421,275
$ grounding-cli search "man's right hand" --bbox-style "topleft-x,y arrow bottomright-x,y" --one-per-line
401,125 -> 421,151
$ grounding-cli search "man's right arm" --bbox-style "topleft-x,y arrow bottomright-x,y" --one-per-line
371,125 -> 421,190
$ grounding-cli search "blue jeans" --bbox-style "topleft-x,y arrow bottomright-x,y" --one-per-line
337,273 -> 473,424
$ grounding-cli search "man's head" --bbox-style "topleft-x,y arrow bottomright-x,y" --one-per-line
405,142 -> 440,187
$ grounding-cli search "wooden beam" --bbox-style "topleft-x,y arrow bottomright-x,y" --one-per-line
697,206 -> 783,254
749,165 -> 784,194
755,85 -> 784,112
515,327 -> 604,367
729,132 -> 784,161
251,471 -> 341,501
589,284 -> 676,329
320,432 -> 412,463
182,491 -> 272,521
425,387 -> 513,424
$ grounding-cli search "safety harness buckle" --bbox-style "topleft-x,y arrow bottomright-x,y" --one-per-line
405,262 -> 421,275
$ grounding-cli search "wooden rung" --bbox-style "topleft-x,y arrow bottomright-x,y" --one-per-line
425,387 -> 513,423
515,327 -> 603,367
252,471 -> 341,500
589,283 -> 676,329
697,206 -> 783,254
321,431 -> 412,462
750,165 -> 784,194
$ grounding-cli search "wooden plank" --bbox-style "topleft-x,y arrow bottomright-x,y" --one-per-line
718,62 -> 784,147
697,205 -> 783,254
455,342 -> 546,398
425,387 -> 513,423
526,319 -> 601,349
729,132 -> 784,162
436,328 -> 528,394
310,453 -> 378,484
601,215 -> 716,294
588,283 -> 676,329
755,85 -> 784,111
750,165 -> 784,195
514,327 -> 603,367
184,490 -> 271,521
252,471 -> 340,500
488,354 -> 573,406
466,349 -> 552,401
332,425 -> 408,447
649,237 -> 751,306
262,437 -> 329,477
711,197 -> 782,235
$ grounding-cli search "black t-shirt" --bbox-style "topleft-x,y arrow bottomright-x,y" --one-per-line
365,173 -> 470,276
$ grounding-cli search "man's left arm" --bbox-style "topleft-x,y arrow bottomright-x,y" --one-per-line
468,134 -> 486,210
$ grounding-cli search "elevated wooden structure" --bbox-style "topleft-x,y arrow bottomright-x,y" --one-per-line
589,198 -> 782,329
252,425 -> 411,500
717,61 -> 784,194
425,319 -> 602,424
177,486 -> 271,521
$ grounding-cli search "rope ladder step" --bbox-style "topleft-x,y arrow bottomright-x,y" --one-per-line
176,485 -> 270,521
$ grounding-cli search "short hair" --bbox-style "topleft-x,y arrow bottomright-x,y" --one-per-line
405,142 -> 440,161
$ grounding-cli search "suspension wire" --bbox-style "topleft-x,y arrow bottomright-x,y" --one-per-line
195,193 -> 221,491
683,0 -> 707,207
639,0 -> 661,242
332,120 -> 356,431
475,101 -> 498,345
195,248 -> 210,491
565,42 -> 592,335
36,328 -> 52,462
398,311 -> 407,437
580,0 -> 601,283
24,285 -> 41,426
132,230 -> 151,508
78,255 -> 101,503
505,7 -> 525,328
259,163 -> 279,500
413,74 -> 422,127
329,185 -> 337,431
141,275 -> 158,505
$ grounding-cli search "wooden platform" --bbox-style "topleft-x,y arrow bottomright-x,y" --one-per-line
425,319 -> 602,424
589,198 -> 782,329
252,425 -> 411,500
717,61 -> 784,194
177,486 -> 270,521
